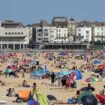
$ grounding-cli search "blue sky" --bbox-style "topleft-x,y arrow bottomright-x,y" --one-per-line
0,0 -> 105,24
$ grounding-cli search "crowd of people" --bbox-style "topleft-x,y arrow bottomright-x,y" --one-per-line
0,50 -> 105,105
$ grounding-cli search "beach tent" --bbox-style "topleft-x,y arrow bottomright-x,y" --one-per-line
56,70 -> 82,80
85,77 -> 100,82
56,70 -> 70,77
81,94 -> 98,105
77,90 -> 98,105
30,69 -> 49,79
72,70 -> 82,80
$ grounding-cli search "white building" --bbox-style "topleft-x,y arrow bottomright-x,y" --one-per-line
36,26 -> 50,43
94,26 -> 105,42
76,26 -> 92,42
0,20 -> 32,50
55,27 -> 68,43
35,26 -> 68,44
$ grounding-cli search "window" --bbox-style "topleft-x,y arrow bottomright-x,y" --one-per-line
38,34 -> 42,36
38,38 -> 41,40
50,35 -> 54,38
97,33 -> 99,36
101,28 -> 103,30
5,32 -> 7,35
44,29 -> 48,31
21,32 -> 23,34
18,32 -> 20,34
37,29 -> 42,32
44,34 -> 48,36
50,30 -> 54,32
86,31 -> 89,34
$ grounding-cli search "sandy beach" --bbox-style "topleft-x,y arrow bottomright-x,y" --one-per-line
0,51 -> 104,105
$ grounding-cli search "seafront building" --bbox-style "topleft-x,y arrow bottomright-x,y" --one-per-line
76,26 -> 92,43
0,18 -> 105,50
93,22 -> 105,42
0,20 -> 32,50
67,18 -> 76,42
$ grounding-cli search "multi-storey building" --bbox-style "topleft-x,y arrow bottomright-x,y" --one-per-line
94,26 -> 105,42
67,18 -> 76,42
92,22 -> 105,42
76,26 -> 92,43
52,17 -> 68,43
0,20 -> 32,50
35,19 -> 68,44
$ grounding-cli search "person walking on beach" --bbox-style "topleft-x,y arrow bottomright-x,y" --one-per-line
51,72 -> 56,86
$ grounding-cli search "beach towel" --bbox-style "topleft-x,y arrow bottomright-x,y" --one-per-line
36,93 -> 48,105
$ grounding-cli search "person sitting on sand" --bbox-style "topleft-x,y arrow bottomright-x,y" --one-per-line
72,90 -> 81,104
0,80 -> 5,86
100,85 -> 105,95
22,80 -> 30,87
6,88 -> 15,97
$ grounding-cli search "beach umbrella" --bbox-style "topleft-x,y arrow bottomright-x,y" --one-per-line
85,77 -> 100,82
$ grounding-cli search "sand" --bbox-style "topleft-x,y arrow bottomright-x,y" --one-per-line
0,51 -> 104,105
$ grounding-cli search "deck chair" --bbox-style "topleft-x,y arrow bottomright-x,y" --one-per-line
16,89 -> 31,102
